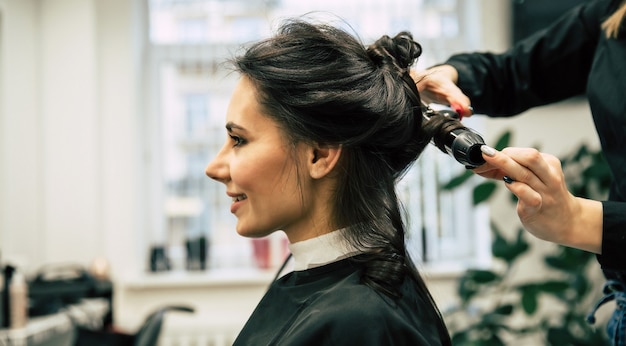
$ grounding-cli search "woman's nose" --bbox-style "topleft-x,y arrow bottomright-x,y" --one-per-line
205,150 -> 229,183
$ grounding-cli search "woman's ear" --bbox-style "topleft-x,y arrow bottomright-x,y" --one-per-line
309,144 -> 342,179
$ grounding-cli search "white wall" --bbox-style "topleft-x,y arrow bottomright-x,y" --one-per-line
0,0 -> 144,279
0,0 -> 44,269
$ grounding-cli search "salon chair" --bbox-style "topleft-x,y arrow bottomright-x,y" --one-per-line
75,305 -> 195,346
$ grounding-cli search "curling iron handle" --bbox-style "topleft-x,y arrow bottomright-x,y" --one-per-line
447,129 -> 486,169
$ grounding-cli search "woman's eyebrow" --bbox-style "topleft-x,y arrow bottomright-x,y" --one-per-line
226,122 -> 247,133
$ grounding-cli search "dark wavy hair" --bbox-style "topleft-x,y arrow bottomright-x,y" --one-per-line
233,19 -> 457,344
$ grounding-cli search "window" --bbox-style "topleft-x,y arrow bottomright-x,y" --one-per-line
144,0 -> 490,274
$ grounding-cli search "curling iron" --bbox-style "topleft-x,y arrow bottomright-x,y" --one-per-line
422,102 -> 486,169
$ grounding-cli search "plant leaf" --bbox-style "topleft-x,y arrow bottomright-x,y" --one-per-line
547,326 -> 575,345
512,228 -> 530,256
469,269 -> 500,283
572,274 -> 590,297
457,269 -> 501,303
473,181 -> 497,205
536,281 -> 569,294
521,287 -> 538,315
457,274 -> 479,303
493,130 -> 512,150
494,304 -> 514,315
440,169 -> 474,190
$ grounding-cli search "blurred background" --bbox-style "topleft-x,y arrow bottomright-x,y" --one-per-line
0,0 -> 609,345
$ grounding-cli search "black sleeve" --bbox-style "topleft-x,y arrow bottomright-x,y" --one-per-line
598,201 -> 626,271
445,0 -> 612,117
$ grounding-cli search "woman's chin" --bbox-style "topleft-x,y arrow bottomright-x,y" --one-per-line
236,226 -> 273,238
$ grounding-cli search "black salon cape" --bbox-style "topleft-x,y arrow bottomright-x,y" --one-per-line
444,0 -> 626,280
233,258 -> 446,346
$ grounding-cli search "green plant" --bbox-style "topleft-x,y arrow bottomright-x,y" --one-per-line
441,130 -> 611,346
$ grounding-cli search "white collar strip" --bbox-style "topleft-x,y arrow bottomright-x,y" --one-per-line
288,228 -> 361,271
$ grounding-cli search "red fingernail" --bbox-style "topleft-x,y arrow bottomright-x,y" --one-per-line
450,103 -> 464,120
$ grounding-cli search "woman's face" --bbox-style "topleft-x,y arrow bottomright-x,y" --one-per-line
205,77 -> 322,242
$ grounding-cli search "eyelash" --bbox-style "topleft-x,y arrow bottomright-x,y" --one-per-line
229,134 -> 246,147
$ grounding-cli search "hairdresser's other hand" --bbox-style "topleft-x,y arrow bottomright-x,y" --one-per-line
411,65 -> 473,118
475,146 -> 603,254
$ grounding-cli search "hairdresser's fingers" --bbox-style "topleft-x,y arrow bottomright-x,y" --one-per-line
499,148 -> 572,214
481,146 -> 575,222
478,146 -> 547,189
499,147 -> 561,187
501,178 -> 543,214
411,67 -> 472,117
474,149 -> 549,232
498,155 -> 584,248
478,145 -> 592,249
470,150 -> 540,202
471,161 -> 502,180
450,102 -> 473,119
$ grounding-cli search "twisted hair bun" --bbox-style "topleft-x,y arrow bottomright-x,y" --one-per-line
367,32 -> 423,73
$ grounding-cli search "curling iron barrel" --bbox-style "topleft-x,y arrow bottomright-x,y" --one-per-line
423,103 -> 486,169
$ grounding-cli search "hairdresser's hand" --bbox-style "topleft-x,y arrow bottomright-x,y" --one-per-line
475,146 -> 603,254
411,65 -> 473,118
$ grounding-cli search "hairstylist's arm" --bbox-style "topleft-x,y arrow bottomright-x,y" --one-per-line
411,65 -> 473,117
475,146 -> 603,254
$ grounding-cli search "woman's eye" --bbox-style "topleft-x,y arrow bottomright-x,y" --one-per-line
229,135 -> 245,147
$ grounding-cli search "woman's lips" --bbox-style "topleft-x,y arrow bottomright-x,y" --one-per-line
230,194 -> 247,213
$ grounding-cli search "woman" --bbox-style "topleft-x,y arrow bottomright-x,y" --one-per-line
416,0 -> 626,344
205,19 -> 459,345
